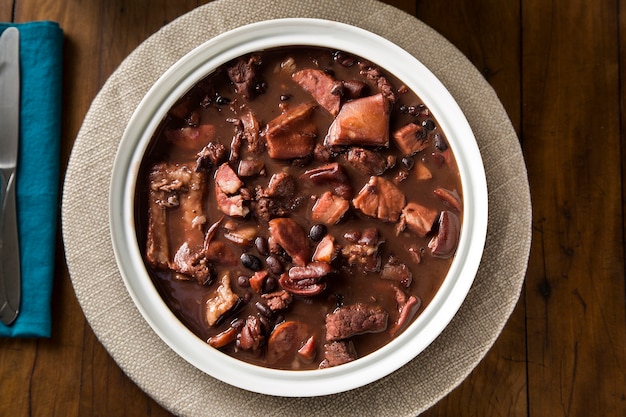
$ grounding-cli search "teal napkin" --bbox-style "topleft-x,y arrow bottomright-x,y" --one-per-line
0,21 -> 63,337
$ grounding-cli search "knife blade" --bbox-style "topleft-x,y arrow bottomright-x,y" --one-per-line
0,27 -> 21,326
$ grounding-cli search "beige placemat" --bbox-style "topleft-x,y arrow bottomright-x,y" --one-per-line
62,0 -> 532,415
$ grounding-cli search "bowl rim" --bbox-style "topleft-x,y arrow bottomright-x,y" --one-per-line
109,17 -> 488,397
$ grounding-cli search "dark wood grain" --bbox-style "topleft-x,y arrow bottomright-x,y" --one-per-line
1,0 -> 624,416
521,0 -> 626,415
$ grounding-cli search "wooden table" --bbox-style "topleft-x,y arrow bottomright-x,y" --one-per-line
1,0 -> 624,415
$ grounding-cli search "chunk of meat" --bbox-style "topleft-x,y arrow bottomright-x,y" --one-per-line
146,163 -> 208,277
401,202 -> 438,237
226,54 -> 261,98
215,162 -> 243,194
380,256 -> 413,287
319,340 -> 358,368
313,143 -> 332,162
241,111 -> 263,153
237,315 -> 265,351
391,288 -> 421,336
196,141 -> 227,171
341,80 -> 368,99
433,188 -> 463,212
292,68 -> 343,116
205,274 -> 240,326
361,67 -> 397,103
297,335 -> 317,362
352,176 -> 406,222
223,224 -> 258,246
172,242 -> 213,285
266,172 -> 296,199
146,163 -> 178,269
252,196 -> 290,222
249,270 -> 268,293
429,210 -> 461,258
392,123 -> 428,156
266,102 -> 317,159
214,163 -> 250,217
325,93 -> 390,148
325,303 -> 388,341
300,162 -> 353,199
312,234 -> 337,263
164,124 -> 216,152
341,228 -> 383,273
261,290 -> 293,311
237,159 -> 265,177
268,218 -> 310,266
266,321 -> 312,364
346,147 -> 393,176
311,191 -> 349,225
207,326 -> 238,348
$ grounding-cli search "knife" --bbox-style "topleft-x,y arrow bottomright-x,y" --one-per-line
0,27 -> 21,326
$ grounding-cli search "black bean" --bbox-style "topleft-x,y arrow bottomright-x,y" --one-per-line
279,94 -> 291,101
255,301 -> 273,318
401,156 -> 415,170
266,255 -> 283,275
264,276 -> 278,293
242,291 -> 253,303
237,275 -> 250,287
422,119 -> 436,131
214,95 -> 230,105
255,236 -> 269,256
258,315 -> 270,333
241,253 -> 262,271
309,224 -> 327,242
255,82 -> 268,94
433,133 -> 448,151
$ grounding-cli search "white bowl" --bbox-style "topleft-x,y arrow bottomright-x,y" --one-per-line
110,18 -> 488,397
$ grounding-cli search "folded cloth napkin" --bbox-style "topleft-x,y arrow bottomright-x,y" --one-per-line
0,21 -> 63,337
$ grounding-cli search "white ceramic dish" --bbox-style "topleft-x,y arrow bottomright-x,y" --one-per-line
110,18 -> 488,397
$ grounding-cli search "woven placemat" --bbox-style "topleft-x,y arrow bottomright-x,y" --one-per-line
61,0 -> 531,415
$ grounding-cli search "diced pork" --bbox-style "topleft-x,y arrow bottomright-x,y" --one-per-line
205,274 -> 239,326
266,102 -> 318,159
226,55 -> 262,98
401,202 -> 438,237
319,340 -> 358,368
352,176 -> 406,222
292,68 -> 342,116
311,191 -> 349,225
324,93 -> 390,148
346,147 -> 393,176
325,303 -> 388,341
392,123 -> 429,156
215,163 -> 250,217
380,256 -> 413,287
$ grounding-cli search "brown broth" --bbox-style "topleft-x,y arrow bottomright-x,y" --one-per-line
135,46 -> 463,370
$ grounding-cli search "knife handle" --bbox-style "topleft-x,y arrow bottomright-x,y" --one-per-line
0,168 -> 20,325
